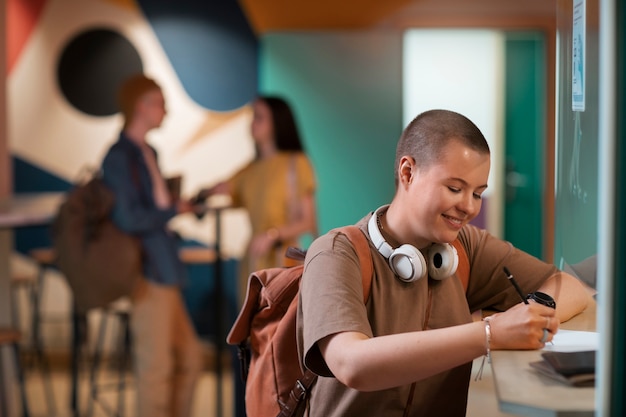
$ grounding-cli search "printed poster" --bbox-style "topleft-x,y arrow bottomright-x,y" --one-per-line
572,0 -> 586,111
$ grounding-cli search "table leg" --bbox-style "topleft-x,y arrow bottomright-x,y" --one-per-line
70,306 -> 84,417
214,209 -> 224,417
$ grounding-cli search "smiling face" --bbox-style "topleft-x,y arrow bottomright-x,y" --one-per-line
387,110 -> 491,248
395,138 -> 490,247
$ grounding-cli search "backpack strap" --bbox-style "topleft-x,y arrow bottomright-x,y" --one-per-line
334,225 -> 374,302
279,225 -> 373,417
277,370 -> 317,417
451,239 -> 470,292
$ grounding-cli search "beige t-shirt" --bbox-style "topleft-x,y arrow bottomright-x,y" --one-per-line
297,216 -> 556,417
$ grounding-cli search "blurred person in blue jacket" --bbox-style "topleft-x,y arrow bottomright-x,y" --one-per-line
101,74 -> 204,417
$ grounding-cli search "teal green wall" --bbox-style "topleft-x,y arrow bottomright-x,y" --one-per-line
503,33 -> 546,259
258,30 -> 550,260
554,16 -> 599,267
258,32 -> 403,234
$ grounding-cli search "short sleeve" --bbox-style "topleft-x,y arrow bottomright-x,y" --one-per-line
297,232 -> 371,377
294,153 -> 316,197
460,225 -> 557,312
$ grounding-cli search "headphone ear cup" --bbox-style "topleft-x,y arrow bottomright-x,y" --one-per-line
389,244 -> 427,282
427,243 -> 459,280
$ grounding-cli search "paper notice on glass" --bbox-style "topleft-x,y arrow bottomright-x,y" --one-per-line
572,0 -> 586,111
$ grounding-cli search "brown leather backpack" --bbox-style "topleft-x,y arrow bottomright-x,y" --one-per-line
226,225 -> 471,417
52,173 -> 142,313
226,226 -> 373,417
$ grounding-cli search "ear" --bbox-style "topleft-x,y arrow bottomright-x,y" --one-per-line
398,156 -> 415,187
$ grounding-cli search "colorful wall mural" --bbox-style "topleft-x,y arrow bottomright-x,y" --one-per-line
8,0 -> 259,257
7,0 -> 260,339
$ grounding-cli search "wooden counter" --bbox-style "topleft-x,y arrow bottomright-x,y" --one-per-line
490,302 -> 597,417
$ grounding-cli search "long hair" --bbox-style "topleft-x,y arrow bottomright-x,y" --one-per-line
258,96 -> 304,152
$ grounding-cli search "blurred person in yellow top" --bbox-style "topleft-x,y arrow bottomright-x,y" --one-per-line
199,95 -> 317,303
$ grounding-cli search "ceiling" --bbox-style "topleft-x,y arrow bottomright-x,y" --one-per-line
238,0 -> 558,33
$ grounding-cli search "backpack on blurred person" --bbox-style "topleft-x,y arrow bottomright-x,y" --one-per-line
226,226 -> 373,417
52,170 -> 142,313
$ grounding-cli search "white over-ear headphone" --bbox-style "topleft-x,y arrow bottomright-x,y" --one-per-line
367,205 -> 459,282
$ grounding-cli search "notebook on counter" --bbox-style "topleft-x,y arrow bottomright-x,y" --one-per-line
530,350 -> 596,387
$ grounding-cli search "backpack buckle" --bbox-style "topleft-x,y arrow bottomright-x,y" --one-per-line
291,379 -> 307,400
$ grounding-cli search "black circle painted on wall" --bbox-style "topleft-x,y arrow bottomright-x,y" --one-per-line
57,28 -> 144,117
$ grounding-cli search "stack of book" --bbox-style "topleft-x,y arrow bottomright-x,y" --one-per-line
530,350 -> 596,387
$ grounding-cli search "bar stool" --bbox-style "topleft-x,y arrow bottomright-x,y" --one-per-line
9,273 -> 35,335
10,248 -> 57,416
19,248 -> 57,355
178,245 -> 217,337
85,303 -> 133,417
178,246 -> 217,265
0,328 -> 30,417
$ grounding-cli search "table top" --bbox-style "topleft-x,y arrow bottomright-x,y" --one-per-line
0,192 -> 65,229
491,302 -> 597,417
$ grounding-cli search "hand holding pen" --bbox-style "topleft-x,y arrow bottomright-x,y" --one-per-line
502,267 -> 557,345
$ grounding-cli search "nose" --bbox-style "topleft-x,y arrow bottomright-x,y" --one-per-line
458,193 -> 481,218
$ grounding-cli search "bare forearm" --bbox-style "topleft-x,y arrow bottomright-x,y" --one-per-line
268,193 -> 317,243
536,271 -> 593,322
320,321 -> 487,391
319,299 -> 563,392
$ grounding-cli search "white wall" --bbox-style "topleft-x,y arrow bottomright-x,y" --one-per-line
403,29 -> 505,237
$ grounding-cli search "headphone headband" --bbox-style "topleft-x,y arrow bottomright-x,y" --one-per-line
367,205 -> 393,258
366,205 -> 458,282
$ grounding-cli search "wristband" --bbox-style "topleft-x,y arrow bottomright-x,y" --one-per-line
527,291 -> 556,309
475,317 -> 492,381
483,317 -> 492,363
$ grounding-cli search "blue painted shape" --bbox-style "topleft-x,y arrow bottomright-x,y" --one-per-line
13,156 -> 72,193
180,248 -> 240,339
14,225 -> 55,256
12,157 -> 72,254
137,0 -> 258,111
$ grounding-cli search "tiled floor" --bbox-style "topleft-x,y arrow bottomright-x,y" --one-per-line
20,366 -> 234,417
13,355 -> 513,417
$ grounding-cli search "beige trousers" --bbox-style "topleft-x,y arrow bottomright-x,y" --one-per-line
130,280 -> 205,417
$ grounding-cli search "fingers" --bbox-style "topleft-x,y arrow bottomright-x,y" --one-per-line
493,303 -> 560,349
538,327 -> 554,345
525,304 -> 557,346
539,312 -> 560,346
544,315 -> 559,333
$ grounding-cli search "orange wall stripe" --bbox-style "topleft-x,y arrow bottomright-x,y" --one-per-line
7,0 -> 48,74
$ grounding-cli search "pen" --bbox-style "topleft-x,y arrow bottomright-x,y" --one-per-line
503,267 -> 529,304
